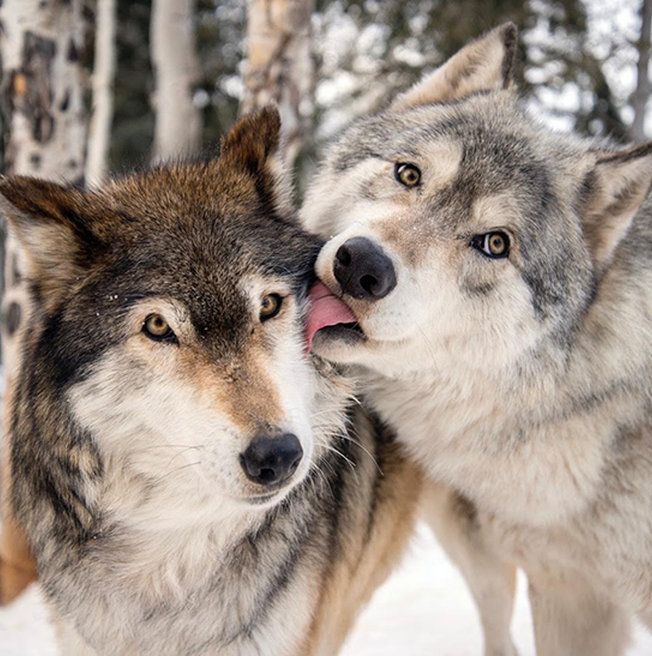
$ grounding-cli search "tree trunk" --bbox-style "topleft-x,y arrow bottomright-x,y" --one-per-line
0,0 -> 89,604
631,0 -> 652,142
86,0 -> 117,185
242,0 -> 315,170
0,0 -> 89,365
150,0 -> 202,161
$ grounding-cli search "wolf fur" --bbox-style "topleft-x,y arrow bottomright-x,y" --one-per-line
303,24 -> 652,656
0,108 -> 422,655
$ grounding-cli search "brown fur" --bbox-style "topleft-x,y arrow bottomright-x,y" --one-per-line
0,108 -> 425,655
304,419 -> 424,655
0,379 -> 36,605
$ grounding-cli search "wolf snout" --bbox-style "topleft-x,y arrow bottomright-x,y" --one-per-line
334,237 -> 396,300
240,433 -> 303,487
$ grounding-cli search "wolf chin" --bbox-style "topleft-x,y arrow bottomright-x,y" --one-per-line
0,109 -> 422,655
304,23 -> 652,656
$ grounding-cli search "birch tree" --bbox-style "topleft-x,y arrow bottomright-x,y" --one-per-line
631,0 -> 652,142
150,0 -> 202,161
0,0 -> 89,603
242,0 -> 314,170
86,0 -> 117,184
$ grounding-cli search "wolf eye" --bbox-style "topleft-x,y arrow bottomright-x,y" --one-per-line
471,231 -> 511,259
143,314 -> 177,343
395,162 -> 421,188
260,294 -> 283,321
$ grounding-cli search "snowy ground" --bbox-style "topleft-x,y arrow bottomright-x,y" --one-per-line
2,523 -> 652,655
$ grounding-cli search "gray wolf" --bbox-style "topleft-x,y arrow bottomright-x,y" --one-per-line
303,23 -> 652,656
0,108 -> 422,655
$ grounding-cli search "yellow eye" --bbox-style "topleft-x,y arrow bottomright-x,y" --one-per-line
143,313 -> 177,343
260,294 -> 283,321
487,232 -> 509,257
395,162 -> 421,188
471,230 -> 511,259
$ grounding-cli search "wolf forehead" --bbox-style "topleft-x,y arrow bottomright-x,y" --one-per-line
101,163 -> 320,280
85,167 -> 317,335
329,92 -> 577,211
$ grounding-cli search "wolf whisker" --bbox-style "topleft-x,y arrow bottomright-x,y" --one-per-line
313,438 -> 356,472
151,461 -> 203,486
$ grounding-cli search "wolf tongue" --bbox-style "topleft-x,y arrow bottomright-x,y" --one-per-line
305,281 -> 357,351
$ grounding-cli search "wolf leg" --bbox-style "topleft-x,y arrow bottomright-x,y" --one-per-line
0,514 -> 36,604
638,608 -> 652,630
420,480 -> 518,656
0,429 -> 37,605
52,612 -> 99,656
528,569 -> 630,656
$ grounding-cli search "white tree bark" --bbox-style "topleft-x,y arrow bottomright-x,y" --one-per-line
631,0 -> 652,142
0,0 -> 89,373
242,0 -> 315,169
86,0 -> 117,185
150,0 -> 202,161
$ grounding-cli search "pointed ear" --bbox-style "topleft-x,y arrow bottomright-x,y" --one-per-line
220,106 -> 295,219
391,22 -> 518,111
221,106 -> 281,173
0,177 -> 101,305
581,143 -> 652,268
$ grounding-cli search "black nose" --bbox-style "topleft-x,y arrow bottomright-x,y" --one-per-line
333,237 -> 397,300
240,433 -> 303,487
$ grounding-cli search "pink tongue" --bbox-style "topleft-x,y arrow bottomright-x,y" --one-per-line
305,281 -> 357,351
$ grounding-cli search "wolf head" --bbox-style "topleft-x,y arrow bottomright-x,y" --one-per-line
1,109 -> 343,523
303,24 -> 652,378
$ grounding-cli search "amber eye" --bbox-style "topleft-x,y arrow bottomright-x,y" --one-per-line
470,230 -> 511,259
260,294 -> 283,321
143,313 -> 177,343
395,162 -> 421,188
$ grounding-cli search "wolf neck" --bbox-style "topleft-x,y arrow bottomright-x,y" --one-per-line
46,442 -> 335,656
363,254 -> 651,526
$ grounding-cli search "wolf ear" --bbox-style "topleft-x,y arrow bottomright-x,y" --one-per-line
391,22 -> 518,111
220,106 -> 295,220
221,106 -> 282,173
581,143 -> 652,268
0,177 -> 101,304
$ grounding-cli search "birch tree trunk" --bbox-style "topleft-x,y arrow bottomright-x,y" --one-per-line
242,0 -> 314,170
631,0 -> 652,142
0,0 -> 89,604
150,0 -> 202,161
86,0 -> 117,185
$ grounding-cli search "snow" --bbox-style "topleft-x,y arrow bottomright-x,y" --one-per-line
2,523 -> 651,655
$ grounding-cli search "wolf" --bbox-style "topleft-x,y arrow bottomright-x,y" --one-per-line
303,23 -> 652,656
0,108 -> 422,655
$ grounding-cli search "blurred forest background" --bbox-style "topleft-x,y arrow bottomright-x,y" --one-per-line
99,0 -> 652,170
0,0 -> 650,378
113,0 -> 650,166
2,1 -> 651,183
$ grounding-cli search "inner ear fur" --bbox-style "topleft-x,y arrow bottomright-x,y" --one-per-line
391,22 -> 518,111
581,142 -> 652,268
0,177 -> 101,306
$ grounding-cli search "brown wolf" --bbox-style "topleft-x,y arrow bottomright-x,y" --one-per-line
0,109 -> 422,655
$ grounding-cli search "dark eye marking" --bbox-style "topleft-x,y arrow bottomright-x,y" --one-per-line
470,231 -> 511,259
260,294 -> 284,321
142,313 -> 178,344
394,162 -> 421,188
